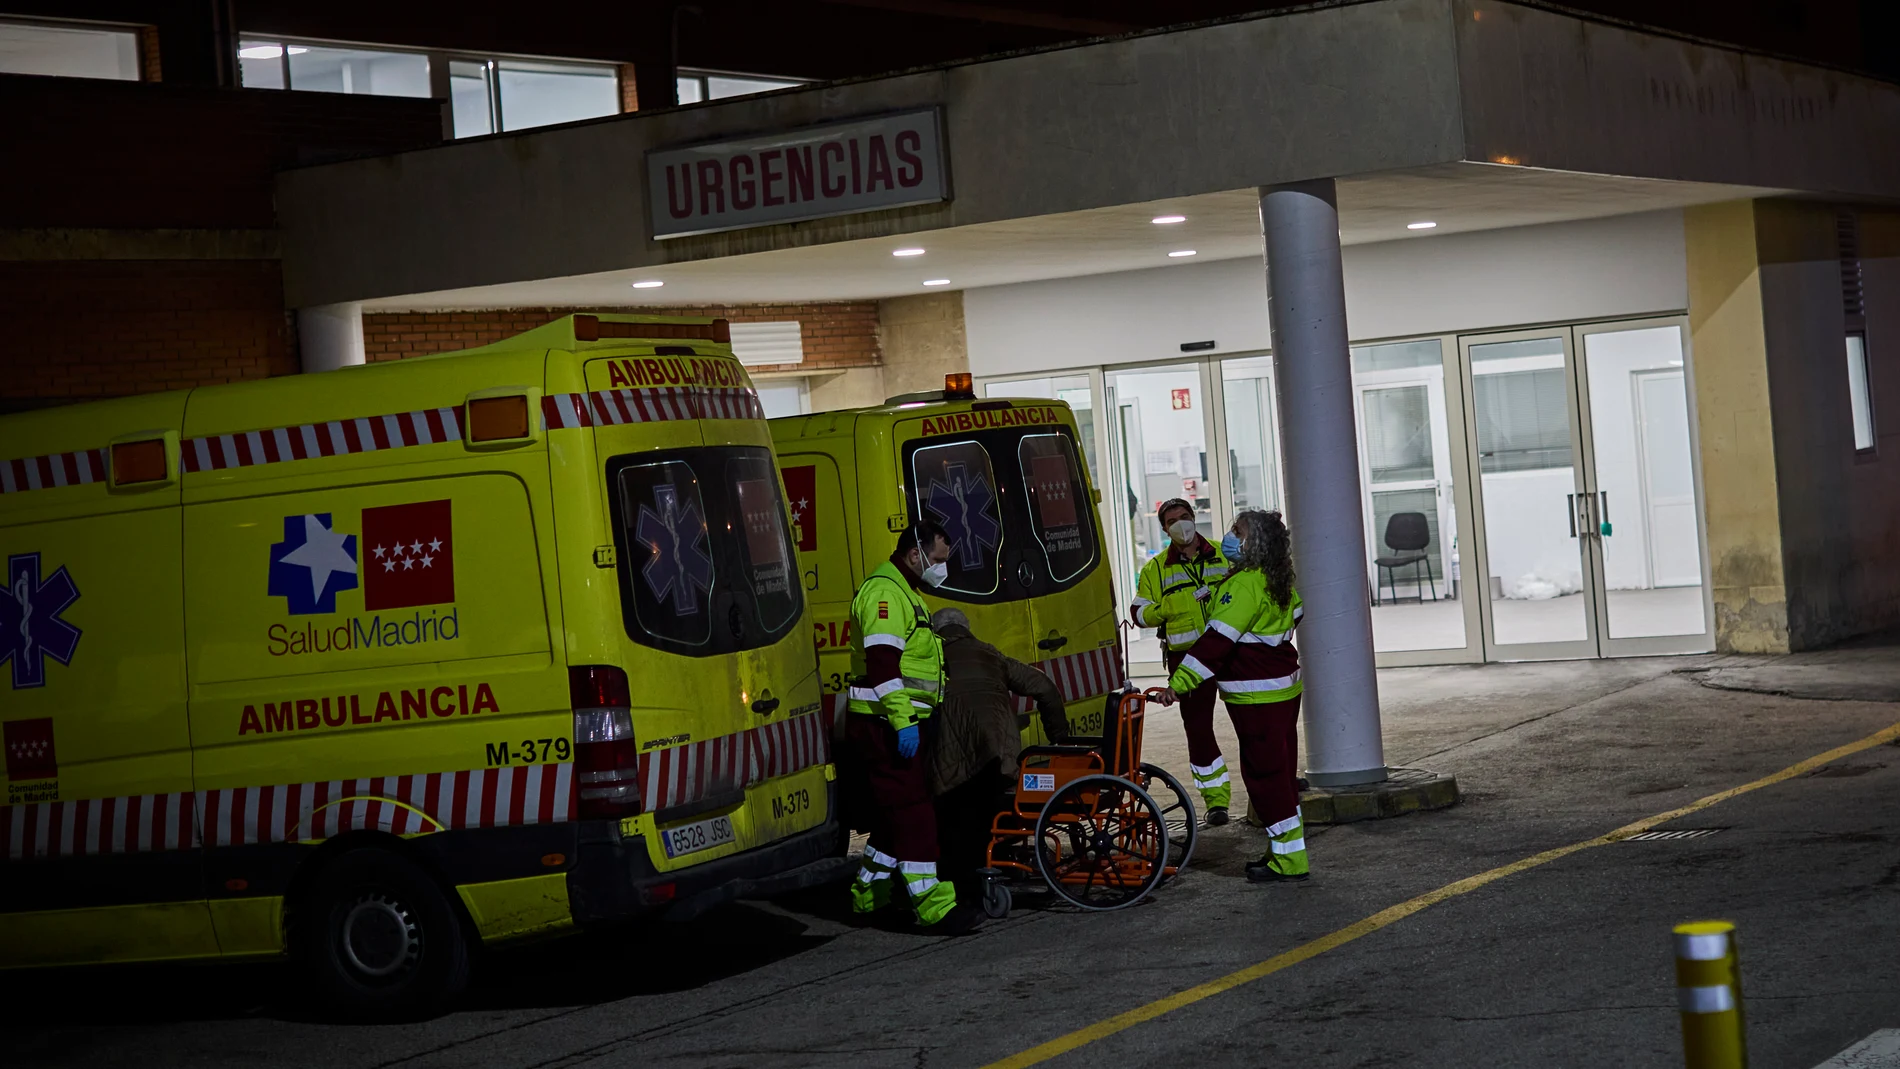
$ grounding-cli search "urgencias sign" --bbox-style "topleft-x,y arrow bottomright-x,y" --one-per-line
647,109 -> 948,240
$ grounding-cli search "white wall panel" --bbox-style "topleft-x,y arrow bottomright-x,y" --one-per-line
966,211 -> 1688,377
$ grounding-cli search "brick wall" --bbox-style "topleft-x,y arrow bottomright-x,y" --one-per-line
0,260 -> 298,404
1,73 -> 444,229
362,303 -> 882,373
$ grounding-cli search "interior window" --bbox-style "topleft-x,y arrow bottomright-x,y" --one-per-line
909,440 -> 1004,597
1019,433 -> 1097,583
610,446 -> 804,656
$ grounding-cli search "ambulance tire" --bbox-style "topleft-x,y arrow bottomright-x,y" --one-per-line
296,847 -> 471,1021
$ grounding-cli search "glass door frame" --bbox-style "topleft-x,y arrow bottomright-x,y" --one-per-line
1571,315 -> 1715,658
1458,325 -> 1604,662
1458,317 -> 1714,662
1101,358 -> 1230,676
1344,336 -> 1486,668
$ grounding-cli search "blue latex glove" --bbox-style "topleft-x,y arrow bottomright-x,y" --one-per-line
895,724 -> 920,759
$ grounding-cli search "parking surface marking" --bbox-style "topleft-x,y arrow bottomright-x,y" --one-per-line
982,717 -> 1900,1069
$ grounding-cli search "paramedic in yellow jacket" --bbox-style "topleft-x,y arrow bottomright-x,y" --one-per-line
844,521 -> 980,932
1130,497 -> 1233,824
1157,509 -> 1309,882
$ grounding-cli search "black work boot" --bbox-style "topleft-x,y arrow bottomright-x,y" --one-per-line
932,903 -> 987,935
1205,806 -> 1230,827
1245,855 -> 1309,883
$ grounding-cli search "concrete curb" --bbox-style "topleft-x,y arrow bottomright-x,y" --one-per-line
1295,767 -> 1461,825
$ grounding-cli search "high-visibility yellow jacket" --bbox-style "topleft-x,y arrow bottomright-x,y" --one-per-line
1130,538 -> 1230,653
847,560 -> 944,730
1167,569 -> 1303,704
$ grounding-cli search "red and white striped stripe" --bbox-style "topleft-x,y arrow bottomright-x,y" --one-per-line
1,791 -> 196,860
2,763 -> 574,862
0,447 -> 109,495
1017,645 -> 1126,712
10,385 -> 763,492
639,710 -> 830,814
181,406 -> 465,474
540,386 -> 765,430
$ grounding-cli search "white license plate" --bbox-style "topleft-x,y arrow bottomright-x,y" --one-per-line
660,814 -> 736,859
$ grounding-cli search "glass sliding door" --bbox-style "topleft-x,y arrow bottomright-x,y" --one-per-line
1220,356 -> 1283,516
1461,330 -> 1600,659
1350,339 -> 1470,656
1104,363 -> 1220,675
1575,320 -> 1712,654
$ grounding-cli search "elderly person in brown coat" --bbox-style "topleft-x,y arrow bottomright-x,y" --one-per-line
927,607 -> 1070,900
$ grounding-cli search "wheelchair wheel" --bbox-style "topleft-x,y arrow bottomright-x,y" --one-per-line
980,879 -> 1012,920
1137,762 -> 1198,883
1032,774 -> 1168,911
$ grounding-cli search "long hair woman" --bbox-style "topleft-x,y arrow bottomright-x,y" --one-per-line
1158,509 -> 1309,881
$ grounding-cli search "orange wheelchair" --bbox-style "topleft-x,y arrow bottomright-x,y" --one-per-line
976,687 -> 1198,916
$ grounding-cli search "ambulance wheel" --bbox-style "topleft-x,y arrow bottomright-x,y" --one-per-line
296,847 -> 471,1020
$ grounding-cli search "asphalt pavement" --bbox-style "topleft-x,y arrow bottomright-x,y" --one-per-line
8,639 -> 1900,1069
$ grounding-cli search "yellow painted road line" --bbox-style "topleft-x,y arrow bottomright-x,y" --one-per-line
983,718 -> 1900,1069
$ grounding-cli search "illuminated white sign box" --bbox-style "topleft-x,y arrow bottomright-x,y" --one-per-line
647,108 -> 949,240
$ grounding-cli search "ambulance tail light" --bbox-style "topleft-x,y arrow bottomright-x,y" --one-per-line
570,665 -> 642,820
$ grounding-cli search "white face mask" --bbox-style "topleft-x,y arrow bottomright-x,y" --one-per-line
920,560 -> 949,588
1166,519 -> 1196,545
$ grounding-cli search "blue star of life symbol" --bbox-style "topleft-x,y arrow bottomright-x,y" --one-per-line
269,513 -> 359,615
925,462 -> 1001,570
1,553 -> 81,690
637,483 -> 714,615
1220,592 -> 1233,605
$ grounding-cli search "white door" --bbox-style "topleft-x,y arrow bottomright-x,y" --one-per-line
1576,321 -> 1712,653
1634,370 -> 1702,587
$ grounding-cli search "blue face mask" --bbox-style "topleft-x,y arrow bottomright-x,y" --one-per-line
1220,532 -> 1243,560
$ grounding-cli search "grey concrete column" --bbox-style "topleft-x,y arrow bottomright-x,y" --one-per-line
1259,179 -> 1387,787
298,302 -> 367,372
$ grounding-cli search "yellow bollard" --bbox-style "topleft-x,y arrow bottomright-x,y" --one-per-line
1675,920 -> 1748,1069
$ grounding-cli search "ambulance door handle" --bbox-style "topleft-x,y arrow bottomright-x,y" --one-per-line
1038,635 -> 1069,651
751,697 -> 780,715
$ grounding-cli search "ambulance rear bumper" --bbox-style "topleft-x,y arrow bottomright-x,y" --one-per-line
567,788 -> 850,926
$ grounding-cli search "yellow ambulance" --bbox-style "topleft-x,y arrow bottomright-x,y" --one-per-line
771,375 -> 1123,742
0,314 -> 840,1017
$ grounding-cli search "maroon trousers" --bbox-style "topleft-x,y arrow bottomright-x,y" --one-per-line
1227,695 -> 1302,827
842,714 -> 940,863
1165,650 -> 1225,772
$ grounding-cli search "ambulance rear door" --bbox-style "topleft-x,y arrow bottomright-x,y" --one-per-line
894,403 -> 1119,739
893,411 -> 1033,680
582,349 -> 826,872
1015,427 -> 1121,737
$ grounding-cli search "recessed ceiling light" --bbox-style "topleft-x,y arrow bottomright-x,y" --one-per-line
923,279 -> 951,286
630,279 -> 664,289
1407,221 -> 1438,230
238,44 -> 308,59
1168,250 -> 1197,258
1151,215 -> 1187,225
893,247 -> 926,257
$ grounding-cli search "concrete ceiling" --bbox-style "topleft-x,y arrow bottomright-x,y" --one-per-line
361,162 -> 1786,311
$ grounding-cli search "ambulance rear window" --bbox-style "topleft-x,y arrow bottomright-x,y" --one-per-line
908,439 -> 1003,598
608,445 -> 803,656
902,424 -> 1100,605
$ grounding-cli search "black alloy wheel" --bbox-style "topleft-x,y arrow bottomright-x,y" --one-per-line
294,846 -> 471,1020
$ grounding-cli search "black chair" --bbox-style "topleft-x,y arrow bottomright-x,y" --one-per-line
1374,512 -> 1437,604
